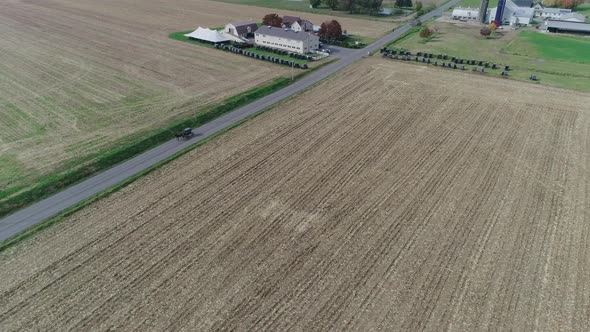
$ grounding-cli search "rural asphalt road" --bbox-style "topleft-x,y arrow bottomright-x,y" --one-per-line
0,0 -> 460,242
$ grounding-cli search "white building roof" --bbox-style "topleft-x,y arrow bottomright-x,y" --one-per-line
541,8 -> 572,14
545,20 -> 590,32
506,0 -> 534,18
255,26 -> 316,41
184,27 -> 230,43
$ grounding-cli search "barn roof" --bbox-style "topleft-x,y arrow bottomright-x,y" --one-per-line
255,26 -> 316,41
283,16 -> 302,25
557,12 -> 586,22
545,20 -> 590,32
541,7 -> 572,14
513,0 -> 533,7
228,21 -> 259,35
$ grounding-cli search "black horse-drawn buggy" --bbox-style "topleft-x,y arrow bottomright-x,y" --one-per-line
175,128 -> 193,141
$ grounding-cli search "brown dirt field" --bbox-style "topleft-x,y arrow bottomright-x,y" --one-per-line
1,58 -> 589,331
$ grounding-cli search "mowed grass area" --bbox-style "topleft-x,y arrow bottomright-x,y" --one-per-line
390,22 -> 590,91
457,0 -> 497,8
507,31 -> 590,63
574,3 -> 590,22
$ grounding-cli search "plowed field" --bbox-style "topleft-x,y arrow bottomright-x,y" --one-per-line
1,59 -> 589,331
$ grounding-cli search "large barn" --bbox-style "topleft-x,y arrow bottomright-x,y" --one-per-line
487,0 -> 535,26
254,26 -> 319,54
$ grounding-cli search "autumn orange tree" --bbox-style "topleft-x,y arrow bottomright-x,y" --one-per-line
319,20 -> 343,42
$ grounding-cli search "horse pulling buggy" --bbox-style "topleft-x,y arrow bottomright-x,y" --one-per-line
176,128 -> 193,141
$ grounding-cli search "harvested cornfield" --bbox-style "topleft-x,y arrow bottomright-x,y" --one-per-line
0,0 -> 293,191
1,58 -> 589,331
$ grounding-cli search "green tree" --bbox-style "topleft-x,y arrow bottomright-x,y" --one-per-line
324,0 -> 339,9
419,26 -> 433,38
396,0 -> 412,8
310,0 -> 322,8
340,0 -> 357,13
359,0 -> 383,14
415,1 -> 423,11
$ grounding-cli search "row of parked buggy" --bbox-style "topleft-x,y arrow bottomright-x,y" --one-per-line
216,44 -> 309,69
382,52 -> 511,76
254,46 -> 315,61
381,48 -> 512,71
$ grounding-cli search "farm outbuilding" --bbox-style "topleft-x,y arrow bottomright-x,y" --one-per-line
452,7 -> 480,21
554,13 -> 586,23
536,7 -> 572,19
544,20 -> 590,34
184,27 -> 230,43
225,21 -> 258,38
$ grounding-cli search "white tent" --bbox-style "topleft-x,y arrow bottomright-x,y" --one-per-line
184,27 -> 230,43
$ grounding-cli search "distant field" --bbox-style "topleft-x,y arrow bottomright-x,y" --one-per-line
210,0 -> 419,22
1,58 -> 589,330
390,22 -> 590,91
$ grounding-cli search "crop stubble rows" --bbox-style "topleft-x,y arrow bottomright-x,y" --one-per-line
0,59 -> 589,330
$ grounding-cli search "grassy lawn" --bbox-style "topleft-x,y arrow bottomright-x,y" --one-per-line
508,31 -> 590,63
343,34 -> 376,45
169,31 -> 311,65
575,3 -> 590,22
387,22 -> 590,91
456,0 -> 497,8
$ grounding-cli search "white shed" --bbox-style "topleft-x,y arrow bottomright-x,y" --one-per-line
452,7 -> 480,20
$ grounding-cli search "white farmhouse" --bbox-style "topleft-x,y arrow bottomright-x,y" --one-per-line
255,27 -> 319,54
291,20 -> 314,32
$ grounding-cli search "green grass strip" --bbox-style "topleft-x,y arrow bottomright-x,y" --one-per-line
0,77 -> 292,218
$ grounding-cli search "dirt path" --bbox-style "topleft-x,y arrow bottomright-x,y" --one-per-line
0,59 -> 589,330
